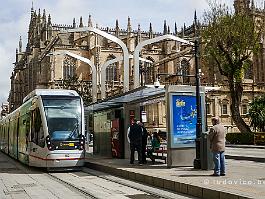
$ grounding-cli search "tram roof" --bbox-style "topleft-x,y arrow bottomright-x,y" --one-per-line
85,86 -> 165,112
23,89 -> 79,103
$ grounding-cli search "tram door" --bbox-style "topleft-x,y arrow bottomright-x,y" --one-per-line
29,107 -> 45,166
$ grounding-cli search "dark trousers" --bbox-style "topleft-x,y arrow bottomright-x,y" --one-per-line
130,143 -> 142,164
142,144 -> 147,163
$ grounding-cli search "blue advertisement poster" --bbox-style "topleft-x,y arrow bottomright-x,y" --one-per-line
171,95 -> 197,148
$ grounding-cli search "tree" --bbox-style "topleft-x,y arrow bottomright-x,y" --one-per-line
201,2 -> 264,133
248,96 -> 265,132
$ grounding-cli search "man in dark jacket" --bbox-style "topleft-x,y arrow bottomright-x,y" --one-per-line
209,117 -> 226,176
138,121 -> 148,164
127,119 -> 143,165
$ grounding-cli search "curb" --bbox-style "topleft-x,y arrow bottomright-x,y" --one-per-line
227,145 -> 265,149
225,155 -> 265,163
85,161 -> 252,199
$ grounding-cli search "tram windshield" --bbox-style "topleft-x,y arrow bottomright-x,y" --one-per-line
42,97 -> 82,141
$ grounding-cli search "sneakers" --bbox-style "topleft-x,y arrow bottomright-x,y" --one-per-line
220,173 -> 226,176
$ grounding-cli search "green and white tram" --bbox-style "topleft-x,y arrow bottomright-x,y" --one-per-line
0,89 -> 85,170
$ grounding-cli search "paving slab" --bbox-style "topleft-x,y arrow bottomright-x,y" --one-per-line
85,155 -> 265,199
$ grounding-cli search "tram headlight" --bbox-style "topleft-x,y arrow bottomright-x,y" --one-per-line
79,135 -> 85,150
46,135 -> 54,151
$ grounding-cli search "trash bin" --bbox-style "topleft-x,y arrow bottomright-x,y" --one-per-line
200,131 -> 214,170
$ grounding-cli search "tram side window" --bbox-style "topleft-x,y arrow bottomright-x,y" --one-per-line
31,108 -> 45,148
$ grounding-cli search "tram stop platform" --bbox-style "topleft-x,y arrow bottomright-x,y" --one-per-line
85,154 -> 265,199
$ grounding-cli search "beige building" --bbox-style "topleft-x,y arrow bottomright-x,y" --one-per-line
8,1 -> 265,132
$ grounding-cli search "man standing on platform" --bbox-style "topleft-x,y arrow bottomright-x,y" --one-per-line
138,121 -> 148,164
209,116 -> 226,176
127,119 -> 143,165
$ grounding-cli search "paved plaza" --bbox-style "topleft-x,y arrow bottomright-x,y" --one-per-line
85,147 -> 265,199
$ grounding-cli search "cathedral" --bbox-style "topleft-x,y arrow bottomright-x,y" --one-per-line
7,0 -> 265,132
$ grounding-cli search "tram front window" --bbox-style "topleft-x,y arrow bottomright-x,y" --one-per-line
42,97 -> 82,141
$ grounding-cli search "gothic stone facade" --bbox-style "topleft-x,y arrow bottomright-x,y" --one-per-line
9,1 -> 265,132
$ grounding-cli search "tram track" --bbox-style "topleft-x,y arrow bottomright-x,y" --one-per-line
46,172 -> 98,199
46,168 -> 195,199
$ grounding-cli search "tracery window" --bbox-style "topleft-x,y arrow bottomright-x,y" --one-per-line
63,56 -> 76,80
106,55 -> 117,83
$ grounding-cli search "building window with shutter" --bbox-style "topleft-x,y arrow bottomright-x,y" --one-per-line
222,104 -> 228,115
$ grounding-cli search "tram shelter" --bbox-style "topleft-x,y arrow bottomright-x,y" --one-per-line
85,85 -> 165,160
85,85 -> 216,167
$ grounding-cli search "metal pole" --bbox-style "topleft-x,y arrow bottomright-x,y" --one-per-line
193,38 -> 202,169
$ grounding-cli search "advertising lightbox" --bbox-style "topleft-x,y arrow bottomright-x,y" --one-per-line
170,94 -> 197,148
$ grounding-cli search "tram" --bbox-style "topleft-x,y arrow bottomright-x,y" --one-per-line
0,89 -> 85,170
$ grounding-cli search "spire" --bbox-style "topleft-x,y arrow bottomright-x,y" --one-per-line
115,19 -> 119,37
174,22 -> 178,35
42,9 -> 46,24
37,8 -> 41,23
127,16 -> 132,32
163,20 -> 167,35
47,14 -> 51,25
194,10 -> 197,36
73,18 -> 76,28
137,24 -> 142,45
149,22 -> 153,39
88,14 -> 92,27
251,0 -> 255,9
149,22 -> 153,33
194,10 -> 197,26
79,16 -> 83,27
167,25 -> 170,34
31,1 -> 34,14
19,36 -> 22,53
16,48 -> 18,62
115,19 -> 119,30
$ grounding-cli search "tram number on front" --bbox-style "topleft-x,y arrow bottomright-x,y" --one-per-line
60,143 -> 75,147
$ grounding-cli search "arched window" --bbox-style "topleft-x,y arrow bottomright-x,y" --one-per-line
142,57 -> 155,85
63,56 -> 76,79
106,55 -> 117,83
181,59 -> 190,84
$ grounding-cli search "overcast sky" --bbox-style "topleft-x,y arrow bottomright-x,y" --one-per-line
0,0 -> 249,108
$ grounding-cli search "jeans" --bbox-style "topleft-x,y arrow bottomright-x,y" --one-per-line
213,151 -> 225,175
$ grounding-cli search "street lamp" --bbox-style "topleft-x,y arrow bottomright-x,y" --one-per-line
193,12 -> 202,169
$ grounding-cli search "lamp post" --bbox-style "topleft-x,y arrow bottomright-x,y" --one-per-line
193,19 -> 202,169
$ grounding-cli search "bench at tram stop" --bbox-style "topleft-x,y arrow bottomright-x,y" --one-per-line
146,145 -> 167,164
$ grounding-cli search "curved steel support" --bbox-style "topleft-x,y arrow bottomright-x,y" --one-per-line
63,51 -> 97,103
64,27 -> 130,92
100,56 -> 153,100
133,34 -> 193,89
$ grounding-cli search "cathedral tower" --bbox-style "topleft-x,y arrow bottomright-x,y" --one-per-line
234,0 -> 251,13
